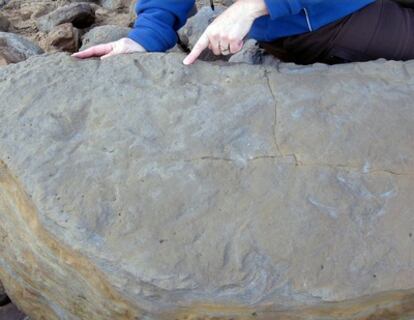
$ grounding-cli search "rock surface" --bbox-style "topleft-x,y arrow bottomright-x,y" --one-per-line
80,25 -> 130,50
0,32 -> 43,66
0,53 -> 414,320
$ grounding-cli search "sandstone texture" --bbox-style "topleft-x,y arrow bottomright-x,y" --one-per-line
0,52 -> 414,320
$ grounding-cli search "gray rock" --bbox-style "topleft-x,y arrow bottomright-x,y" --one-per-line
80,25 -> 130,50
228,41 -> 283,66
0,13 -> 10,32
178,6 -> 227,61
228,39 -> 264,65
0,53 -> 414,320
36,2 -> 95,32
0,32 -> 43,66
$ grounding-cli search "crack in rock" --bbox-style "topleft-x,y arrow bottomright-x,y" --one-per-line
264,69 -> 282,157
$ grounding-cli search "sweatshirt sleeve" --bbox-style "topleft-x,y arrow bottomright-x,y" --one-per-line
263,0 -> 317,20
128,0 -> 195,52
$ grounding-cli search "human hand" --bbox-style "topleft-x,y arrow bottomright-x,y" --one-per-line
183,0 -> 268,65
71,37 -> 146,59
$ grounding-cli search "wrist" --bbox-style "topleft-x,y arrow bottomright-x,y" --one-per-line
236,0 -> 269,20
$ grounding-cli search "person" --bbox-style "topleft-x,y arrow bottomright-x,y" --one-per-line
72,0 -> 414,65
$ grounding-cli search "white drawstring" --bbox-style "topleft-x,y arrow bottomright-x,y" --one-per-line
303,8 -> 313,31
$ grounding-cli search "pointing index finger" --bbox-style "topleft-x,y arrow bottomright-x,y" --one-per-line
183,33 -> 210,65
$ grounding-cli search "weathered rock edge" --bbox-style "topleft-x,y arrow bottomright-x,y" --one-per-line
0,52 -> 414,320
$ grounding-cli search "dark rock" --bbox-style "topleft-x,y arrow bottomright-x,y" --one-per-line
0,303 -> 27,320
0,13 -> 10,32
36,2 -> 95,32
0,295 -> 11,307
0,32 -> 43,66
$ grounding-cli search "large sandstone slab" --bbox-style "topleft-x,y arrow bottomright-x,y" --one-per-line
0,52 -> 413,320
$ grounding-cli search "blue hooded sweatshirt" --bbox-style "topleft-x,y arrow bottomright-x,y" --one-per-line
128,0 -> 376,52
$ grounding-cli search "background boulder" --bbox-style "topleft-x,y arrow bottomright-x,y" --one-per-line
46,23 -> 81,52
36,2 -> 96,32
80,24 -> 130,50
0,32 -> 43,66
